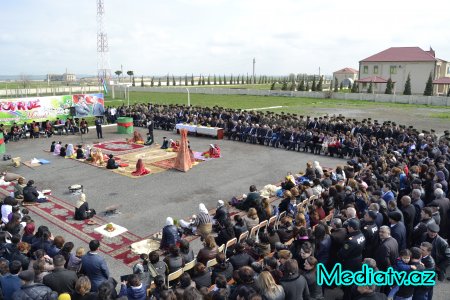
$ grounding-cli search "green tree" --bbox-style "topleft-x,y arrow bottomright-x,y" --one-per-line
385,77 -> 393,94
230,74 -> 233,84
132,76 -> 135,86
316,76 -> 323,91
115,70 -> 122,81
218,75 -> 222,85
281,81 -> 288,91
246,74 -> 249,84
311,76 -> 316,91
447,88 -> 450,96
367,82 -> 373,93
236,75 -> 240,85
339,82 -> 343,90
351,82 -> 358,93
141,76 -> 144,87
403,74 -> 411,95
213,75 -> 217,85
198,75 -> 202,85
126,71 -> 134,82
298,79 -> 305,91
270,82 -> 276,90
202,76 -> 205,85
290,82 -> 296,91
334,78 -> 339,92
166,74 -> 169,86
424,73 -> 433,96
207,75 -> 211,85
150,77 -> 154,87
305,81 -> 310,91
191,74 -> 194,86
172,75 -> 176,86
185,75 -> 188,86
157,78 -> 161,86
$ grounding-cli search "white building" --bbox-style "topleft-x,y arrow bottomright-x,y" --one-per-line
333,67 -> 358,88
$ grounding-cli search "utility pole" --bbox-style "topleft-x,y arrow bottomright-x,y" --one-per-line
252,58 -> 256,84
97,0 -> 111,83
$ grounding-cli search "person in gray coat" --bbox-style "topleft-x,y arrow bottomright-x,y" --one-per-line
81,240 -> 110,292
280,259 -> 310,300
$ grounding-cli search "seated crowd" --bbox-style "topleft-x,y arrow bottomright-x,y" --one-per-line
0,104 -> 449,300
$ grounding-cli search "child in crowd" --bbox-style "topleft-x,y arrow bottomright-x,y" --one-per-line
394,249 -> 417,272
67,246 -> 85,273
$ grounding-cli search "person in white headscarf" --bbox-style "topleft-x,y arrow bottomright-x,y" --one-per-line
179,203 -> 213,238
313,161 -> 324,178
213,200 -> 229,228
160,216 -> 182,250
66,144 -> 75,158
74,193 -> 96,220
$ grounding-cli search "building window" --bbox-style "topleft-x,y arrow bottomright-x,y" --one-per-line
390,66 -> 397,74
362,83 -> 367,88
363,66 -> 368,74
373,66 -> 378,74
447,66 -> 450,75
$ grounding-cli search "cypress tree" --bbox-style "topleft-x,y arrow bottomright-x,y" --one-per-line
191,74 -> 194,86
305,81 -> 310,91
150,77 -> 154,87
334,78 -> 338,92
166,75 -> 169,86
141,76 -> 144,87
132,76 -> 135,87
246,74 -> 249,84
447,88 -> 450,97
270,82 -> 276,90
198,75 -> 202,85
424,73 -> 433,96
290,82 -> 296,91
172,75 -> 176,86
281,81 -> 288,91
223,75 -> 227,85
236,75 -> 240,85
207,75 -> 211,85
158,78 -> 161,86
351,82 -> 358,93
385,77 -> 393,94
403,73 -> 411,95
311,77 -> 316,91
218,75 -> 222,85
367,82 -> 373,93
316,76 -> 323,91
202,76 -> 205,85
185,75 -> 188,86
241,75 -> 245,84
213,75 -> 217,85
339,82 -> 343,90
298,80 -> 305,91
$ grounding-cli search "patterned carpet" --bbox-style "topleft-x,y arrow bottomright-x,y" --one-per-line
93,140 -> 146,155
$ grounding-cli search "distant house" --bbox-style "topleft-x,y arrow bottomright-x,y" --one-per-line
358,47 -> 450,95
47,73 -> 77,82
333,67 -> 358,88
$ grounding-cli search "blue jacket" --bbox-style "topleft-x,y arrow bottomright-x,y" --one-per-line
0,273 -> 22,300
81,251 -> 110,292
119,283 -> 148,300
160,225 -> 181,250
391,222 -> 407,251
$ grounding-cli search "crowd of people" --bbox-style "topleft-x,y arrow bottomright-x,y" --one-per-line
0,102 -> 449,300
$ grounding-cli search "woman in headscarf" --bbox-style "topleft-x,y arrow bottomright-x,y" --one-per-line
131,158 -> 150,176
74,193 -> 96,220
313,161 -> 324,179
192,203 -> 213,238
128,130 -> 144,144
53,142 -> 62,155
160,217 -> 182,250
66,144 -> 75,158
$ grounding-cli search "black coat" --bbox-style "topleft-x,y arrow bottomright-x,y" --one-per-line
280,274 -> 310,300
374,236 -> 398,271
400,204 -> 416,245
391,222 -> 407,251
229,253 -> 255,270
42,268 -> 78,294
23,185 -> 39,202
212,262 -> 234,282
214,206 -> 228,226
12,283 -> 55,300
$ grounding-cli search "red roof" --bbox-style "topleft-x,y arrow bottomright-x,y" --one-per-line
361,47 -> 436,62
357,76 -> 391,83
334,67 -> 358,74
433,77 -> 450,84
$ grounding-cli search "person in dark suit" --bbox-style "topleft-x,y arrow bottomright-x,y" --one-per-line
95,117 -> 103,139
235,185 -> 261,212
361,210 -> 379,258
400,196 -> 416,247
420,241 -> 436,299
389,211 -> 407,251
81,240 -> 110,292
329,218 -> 347,269
429,188 -> 450,240
374,225 -> 399,271
42,255 -> 78,294
420,223 -> 450,281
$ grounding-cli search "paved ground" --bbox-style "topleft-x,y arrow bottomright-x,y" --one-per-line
2,126 -> 449,299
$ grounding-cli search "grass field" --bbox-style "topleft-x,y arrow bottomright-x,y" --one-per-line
105,91 -> 450,116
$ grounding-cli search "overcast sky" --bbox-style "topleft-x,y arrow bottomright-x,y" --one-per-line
1,0 -> 449,77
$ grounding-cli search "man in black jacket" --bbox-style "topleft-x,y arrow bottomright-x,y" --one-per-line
42,255 -> 78,294
400,195 -> 416,247
413,207 -> 435,246
389,211 -> 407,251
374,225 -> 399,272
23,180 -> 46,203
12,270 -> 56,300
361,210 -> 379,258
420,223 -> 450,281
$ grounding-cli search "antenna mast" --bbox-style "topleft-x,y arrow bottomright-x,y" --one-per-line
97,0 -> 111,82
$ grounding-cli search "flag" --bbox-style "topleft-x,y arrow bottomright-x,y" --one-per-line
101,78 -> 108,94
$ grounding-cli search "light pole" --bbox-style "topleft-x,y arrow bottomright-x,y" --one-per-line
185,87 -> 190,106
252,58 -> 256,84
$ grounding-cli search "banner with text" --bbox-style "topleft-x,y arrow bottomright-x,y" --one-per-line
0,93 -> 104,125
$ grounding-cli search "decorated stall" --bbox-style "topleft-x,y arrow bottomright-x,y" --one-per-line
117,117 -> 134,134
